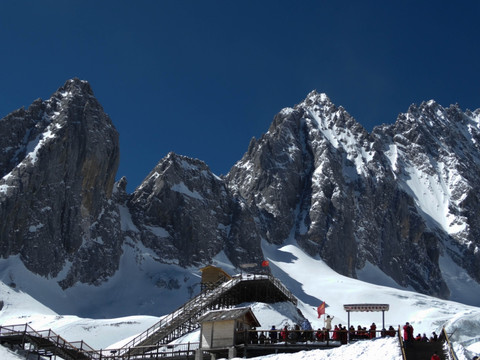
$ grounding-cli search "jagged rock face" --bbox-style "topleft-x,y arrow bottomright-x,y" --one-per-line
373,102 -> 480,289
0,79 -> 122,285
227,91 -> 480,299
1,80 -> 479,305
128,153 -> 264,269
227,92 -> 377,278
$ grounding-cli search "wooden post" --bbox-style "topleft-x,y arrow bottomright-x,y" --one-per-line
347,310 -> 351,343
382,310 -> 385,331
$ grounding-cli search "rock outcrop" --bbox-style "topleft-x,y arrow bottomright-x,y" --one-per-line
0,78 -> 122,286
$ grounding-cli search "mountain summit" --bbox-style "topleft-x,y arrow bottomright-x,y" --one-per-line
0,78 -> 121,286
1,80 -> 479,316
228,90 -> 480,301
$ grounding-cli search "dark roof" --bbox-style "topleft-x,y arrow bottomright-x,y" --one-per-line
198,307 -> 261,327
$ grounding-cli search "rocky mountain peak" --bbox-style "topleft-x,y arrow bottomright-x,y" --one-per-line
0,78 -> 120,283
389,99 -> 480,162
134,152 -> 216,197
227,91 -> 480,301
297,91 -> 369,143
301,90 -> 332,107
56,77 -> 95,98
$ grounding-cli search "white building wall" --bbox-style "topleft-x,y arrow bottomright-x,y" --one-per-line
201,320 -> 236,349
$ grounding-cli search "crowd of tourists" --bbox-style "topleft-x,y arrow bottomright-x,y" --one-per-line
247,318 -> 445,347
248,316 -> 399,345
402,322 -> 440,343
245,318 -> 455,360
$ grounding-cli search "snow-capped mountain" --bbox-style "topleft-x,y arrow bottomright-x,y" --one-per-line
0,79 -> 122,288
1,79 -> 480,319
127,153 -> 264,268
227,90 -> 480,303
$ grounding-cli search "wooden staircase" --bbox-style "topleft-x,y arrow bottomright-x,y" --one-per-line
403,341 -> 445,360
119,274 -> 297,358
0,323 -> 98,360
399,327 -> 458,360
0,274 -> 297,359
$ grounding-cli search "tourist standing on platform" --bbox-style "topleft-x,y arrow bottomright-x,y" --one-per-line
301,318 -> 313,341
403,322 -> 414,343
325,315 -> 334,339
269,325 -> 278,343
369,323 -> 376,339
259,332 -> 266,344
332,325 -> 339,341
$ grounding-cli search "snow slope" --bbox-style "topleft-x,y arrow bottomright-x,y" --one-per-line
1,241 -> 480,359
0,281 -> 159,350
0,241 -> 202,318
261,240 -> 480,359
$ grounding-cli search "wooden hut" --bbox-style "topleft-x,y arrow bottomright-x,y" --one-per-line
197,307 -> 261,359
199,265 -> 232,291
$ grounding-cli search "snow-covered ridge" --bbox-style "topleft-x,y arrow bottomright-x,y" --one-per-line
388,102 -> 480,238
227,89 -> 480,305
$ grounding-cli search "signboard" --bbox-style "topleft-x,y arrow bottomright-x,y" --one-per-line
239,263 -> 257,269
343,304 -> 389,312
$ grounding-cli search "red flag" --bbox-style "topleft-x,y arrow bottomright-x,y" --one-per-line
317,301 -> 325,318
261,260 -> 269,267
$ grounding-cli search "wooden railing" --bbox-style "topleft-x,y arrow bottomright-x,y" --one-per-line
118,276 -> 243,354
88,341 -> 200,359
398,325 -> 407,360
118,273 -> 297,356
442,327 -> 458,360
0,323 -> 99,359
1,275 -> 298,359
1,324 -> 405,359
241,328 -> 398,344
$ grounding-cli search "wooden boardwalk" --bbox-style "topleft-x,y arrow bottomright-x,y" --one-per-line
0,274 -> 460,360
0,323 -> 98,359
118,274 -> 296,358
398,327 -> 457,360
0,274 -> 297,359
0,324 -> 460,360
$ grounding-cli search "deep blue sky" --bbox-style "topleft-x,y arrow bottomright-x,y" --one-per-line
1,1 -> 479,192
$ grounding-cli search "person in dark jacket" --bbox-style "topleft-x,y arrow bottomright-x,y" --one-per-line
269,325 -> 278,343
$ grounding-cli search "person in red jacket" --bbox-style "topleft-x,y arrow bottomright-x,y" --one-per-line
332,325 -> 339,340
431,351 -> 440,360
369,323 -> 377,339
403,322 -> 414,342
280,325 -> 288,341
